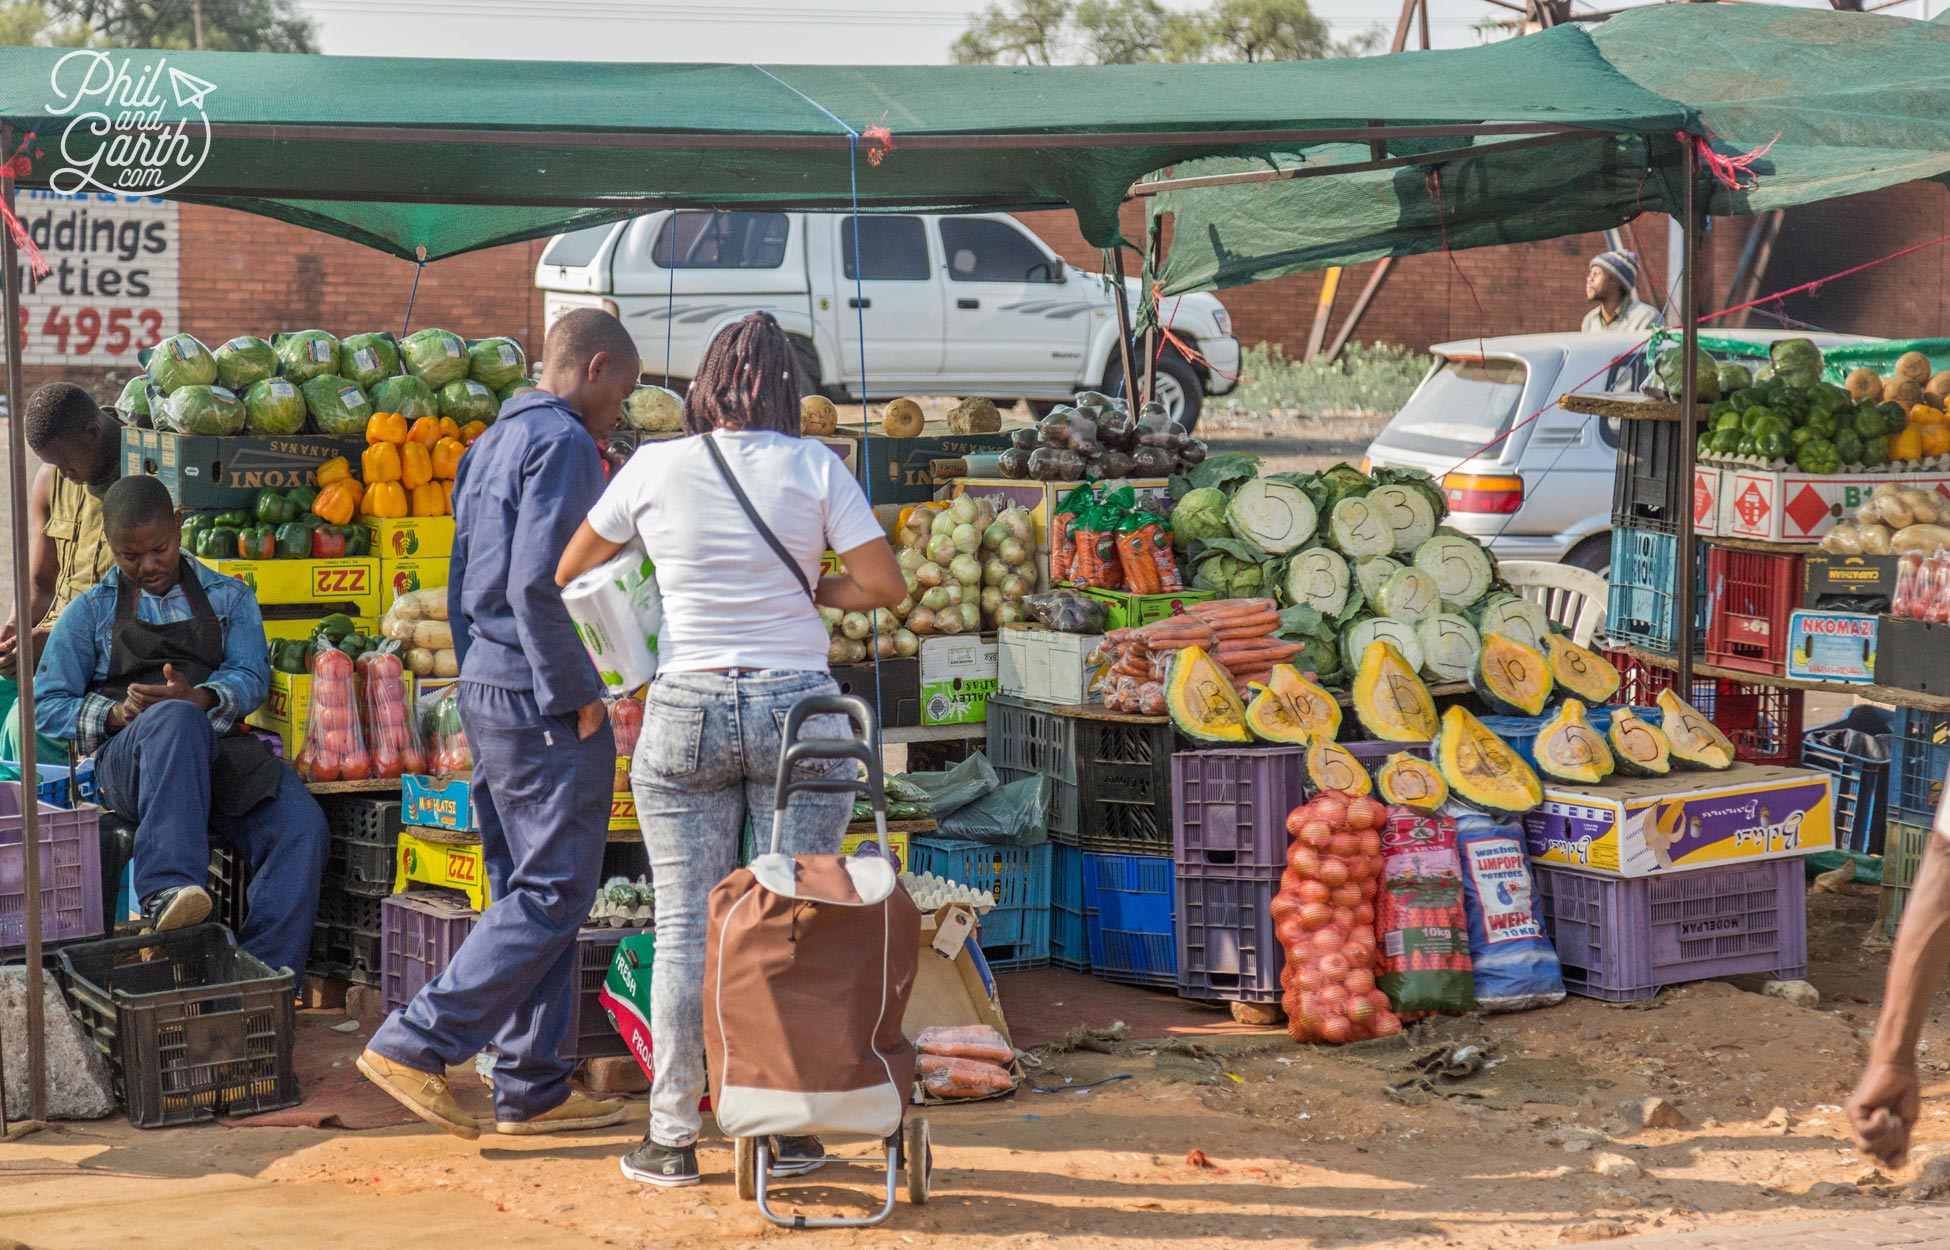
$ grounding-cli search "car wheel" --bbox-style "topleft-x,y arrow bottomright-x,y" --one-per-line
1565,534 -> 1611,579
1103,352 -> 1203,433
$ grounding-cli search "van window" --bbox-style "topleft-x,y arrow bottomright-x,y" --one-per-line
652,212 -> 789,269
1376,356 -> 1529,458
939,217 -> 1059,283
541,223 -> 618,269
842,216 -> 930,281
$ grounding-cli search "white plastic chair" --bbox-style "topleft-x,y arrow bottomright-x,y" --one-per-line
1497,561 -> 1608,646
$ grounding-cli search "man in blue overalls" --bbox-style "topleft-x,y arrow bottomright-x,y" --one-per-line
361,309 -> 638,1139
34,474 -> 328,975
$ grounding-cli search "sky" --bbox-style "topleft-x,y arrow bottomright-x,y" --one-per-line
295,0 -> 1944,62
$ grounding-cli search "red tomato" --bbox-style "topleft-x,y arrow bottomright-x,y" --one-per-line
319,704 -> 354,733
376,701 -> 408,728
315,650 -> 354,680
367,654 -> 403,681
339,748 -> 371,781
401,747 -> 426,775
324,728 -> 356,755
309,747 -> 342,782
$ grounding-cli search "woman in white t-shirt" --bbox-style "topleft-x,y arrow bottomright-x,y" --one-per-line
556,313 -> 903,1189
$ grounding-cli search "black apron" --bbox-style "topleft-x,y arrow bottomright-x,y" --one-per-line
97,559 -> 283,817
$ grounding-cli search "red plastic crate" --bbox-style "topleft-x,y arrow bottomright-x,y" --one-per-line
1598,650 -> 1805,767
1703,546 -> 1803,677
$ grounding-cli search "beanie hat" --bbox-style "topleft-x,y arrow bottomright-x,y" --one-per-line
1591,250 -> 1639,294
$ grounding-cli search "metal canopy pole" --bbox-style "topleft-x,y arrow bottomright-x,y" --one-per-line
1,118 -> 48,1125
1141,226 -> 1162,407
1675,139 -> 1701,694
1110,247 -> 1139,408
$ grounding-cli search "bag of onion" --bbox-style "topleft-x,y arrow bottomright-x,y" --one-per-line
1276,790 -> 1403,1044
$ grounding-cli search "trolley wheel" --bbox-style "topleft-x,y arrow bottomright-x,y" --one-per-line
904,1117 -> 932,1205
734,1136 -> 757,1201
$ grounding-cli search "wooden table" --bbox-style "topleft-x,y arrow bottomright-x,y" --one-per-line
1561,392 -> 1708,424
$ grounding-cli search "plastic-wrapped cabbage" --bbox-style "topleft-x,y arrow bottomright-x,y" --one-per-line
114,376 -> 153,423
438,378 -> 498,425
244,377 -> 309,435
623,385 -> 683,432
499,380 -> 537,404
214,335 -> 277,390
369,374 -> 437,420
401,328 -> 469,387
300,374 -> 372,436
164,385 -> 245,436
144,334 -> 218,392
467,337 -> 527,390
276,330 -> 341,384
340,332 -> 400,390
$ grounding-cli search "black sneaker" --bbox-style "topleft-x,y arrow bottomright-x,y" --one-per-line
769,1135 -> 827,1178
142,885 -> 212,933
619,1141 -> 700,1189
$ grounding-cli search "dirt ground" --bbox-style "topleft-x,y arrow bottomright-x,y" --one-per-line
5,885 -> 1948,1250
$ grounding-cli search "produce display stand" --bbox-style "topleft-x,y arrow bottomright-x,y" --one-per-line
1608,640 -> 1950,717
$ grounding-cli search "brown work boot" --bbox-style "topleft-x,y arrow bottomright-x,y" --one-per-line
495,1092 -> 629,1135
356,1048 -> 480,1140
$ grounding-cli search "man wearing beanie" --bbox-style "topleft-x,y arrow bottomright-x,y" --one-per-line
1582,250 -> 1663,334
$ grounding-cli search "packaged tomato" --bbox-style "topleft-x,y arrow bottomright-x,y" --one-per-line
609,694 -> 644,758
296,641 -> 368,783
420,683 -> 472,775
1274,789 -> 1401,1045
357,643 -> 426,779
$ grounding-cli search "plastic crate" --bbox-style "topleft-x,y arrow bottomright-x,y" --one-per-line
1611,419 -> 1693,533
322,795 -> 405,898
1889,708 -> 1950,827
381,889 -> 478,1012
909,836 -> 1052,971
315,886 -> 384,933
0,781 -> 103,950
997,764 -> 1077,841
1594,650 -> 1806,768
1532,858 -> 1807,1003
985,697 -> 1077,784
310,922 -> 382,985
1075,717 -> 1176,856
1081,853 -> 1176,987
567,925 -> 653,1061
1172,746 -> 1306,880
0,758 -> 98,808
56,923 -> 299,1128
1051,843 -> 1089,972
1604,528 -> 1707,655
1174,874 -> 1283,1004
1800,710 -> 1892,856
1704,546 -> 1803,677
206,844 -> 251,935
1599,648 -> 1719,708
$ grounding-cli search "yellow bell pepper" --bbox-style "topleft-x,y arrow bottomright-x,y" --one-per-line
438,417 -> 462,442
341,476 -> 365,512
1924,424 -> 1950,459
442,480 -> 454,514
410,482 -> 448,517
401,441 -> 433,491
366,411 -> 410,445
406,415 -> 444,447
315,455 -> 354,490
365,480 -> 409,519
362,441 -> 403,484
1910,403 -> 1947,428
1892,426 -> 1925,464
459,420 -> 488,446
312,482 -> 360,526
432,437 -> 465,481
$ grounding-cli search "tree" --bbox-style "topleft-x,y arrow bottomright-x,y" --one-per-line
1072,0 -> 1166,65
950,0 -> 1071,66
1199,0 -> 1331,63
952,0 -> 1352,66
0,0 -> 318,51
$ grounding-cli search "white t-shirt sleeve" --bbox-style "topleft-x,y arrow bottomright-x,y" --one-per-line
821,451 -> 885,554
586,451 -> 652,544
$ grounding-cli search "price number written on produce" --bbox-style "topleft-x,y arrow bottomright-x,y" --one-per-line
12,190 -> 178,367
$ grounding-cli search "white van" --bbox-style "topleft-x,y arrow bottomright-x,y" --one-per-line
534,210 -> 1240,430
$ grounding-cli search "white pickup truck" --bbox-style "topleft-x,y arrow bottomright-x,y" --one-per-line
535,209 -> 1240,430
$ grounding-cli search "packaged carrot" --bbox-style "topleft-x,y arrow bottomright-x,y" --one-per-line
1049,483 -> 1094,586
1069,501 -> 1124,590
1117,503 -> 1182,594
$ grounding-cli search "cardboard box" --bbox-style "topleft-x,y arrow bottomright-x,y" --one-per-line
852,429 -> 1016,506
1785,610 -> 1877,683
362,515 -> 455,560
1691,466 -> 1722,537
1521,763 -> 1834,878
379,556 -> 451,613
997,625 -> 1101,705
1718,468 -> 1950,543
950,478 -> 1171,550
124,427 -> 366,510
1803,553 -> 1901,610
401,773 -> 481,835
207,556 -> 382,617
920,635 -> 996,727
839,829 -> 911,874
1874,614 -> 1950,697
830,658 -> 921,730
260,613 -> 374,644
395,826 -> 491,909
903,903 -> 1023,1105
1079,587 -> 1214,630
247,668 -> 414,756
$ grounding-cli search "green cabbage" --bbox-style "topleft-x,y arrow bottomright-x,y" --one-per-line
467,337 -> 527,390
144,334 -> 217,393
276,330 -> 341,384
1189,538 -> 1271,599
369,374 -> 437,420
214,336 -> 277,390
300,374 -> 372,437
244,377 -> 309,435
1770,337 -> 1825,387
439,379 -> 498,425
401,328 -> 469,387
163,385 -> 244,436
1169,486 -> 1231,551
115,376 -> 153,421
623,385 -> 682,432
340,333 -> 400,390
499,380 -> 538,404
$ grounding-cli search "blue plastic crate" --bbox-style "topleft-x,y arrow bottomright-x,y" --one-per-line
1889,708 -> 1950,828
1081,852 -> 1176,988
1476,706 -> 1663,776
1799,708 -> 1892,856
910,836 -> 1052,972
0,759 -> 97,809
1604,528 -> 1707,655
1051,844 -> 1089,971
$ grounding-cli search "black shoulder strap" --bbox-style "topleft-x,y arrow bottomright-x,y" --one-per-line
702,432 -> 815,601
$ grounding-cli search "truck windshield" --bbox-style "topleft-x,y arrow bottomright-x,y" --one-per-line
540,223 -> 617,269
1377,356 -> 1531,459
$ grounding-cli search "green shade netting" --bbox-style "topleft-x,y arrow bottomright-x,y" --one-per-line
0,26 -> 1690,260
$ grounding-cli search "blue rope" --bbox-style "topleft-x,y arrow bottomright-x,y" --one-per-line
401,261 -> 424,337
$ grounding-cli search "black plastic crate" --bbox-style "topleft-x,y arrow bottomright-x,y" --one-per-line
315,885 -> 385,933
321,795 -> 404,898
56,923 -> 299,1128
1611,417 -> 1695,532
206,844 -> 252,934
568,925 -> 652,1060
1074,717 -> 1175,855
321,794 -> 404,844
310,921 -> 382,986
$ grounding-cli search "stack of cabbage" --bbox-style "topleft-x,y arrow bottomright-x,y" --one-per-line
118,327 -> 532,439
1168,457 -> 1508,689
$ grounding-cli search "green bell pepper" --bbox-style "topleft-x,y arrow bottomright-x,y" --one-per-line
1790,426 -> 1817,450
1803,410 -> 1838,440
1708,428 -> 1742,455
1834,428 -> 1866,465
1796,438 -> 1841,474
316,613 -> 356,644
193,527 -> 239,561
254,489 -> 298,526
180,512 -> 214,539
1714,411 -> 1743,434
1741,406 -> 1772,434
214,509 -> 252,529
1758,430 -> 1789,460
341,524 -> 371,557
1736,436 -> 1760,458
271,639 -> 311,675
1852,407 -> 1890,439
237,525 -> 277,561
1863,434 -> 1892,468
341,632 -> 371,661
273,521 -> 313,560
286,484 -> 319,513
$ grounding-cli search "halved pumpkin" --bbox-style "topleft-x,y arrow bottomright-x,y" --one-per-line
1377,752 -> 1449,812
1166,646 -> 1251,744
1533,698 -> 1615,785
1471,632 -> 1555,717
1306,737 -> 1372,797
1608,707 -> 1672,777
1657,689 -> 1736,770
1350,640 -> 1438,743
1543,634 -> 1622,705
1435,705 -> 1544,816
1244,683 -> 1311,745
1268,663 -> 1342,741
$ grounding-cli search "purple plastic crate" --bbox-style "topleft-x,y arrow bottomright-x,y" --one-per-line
381,890 -> 478,1012
1172,747 -> 1306,880
0,780 -> 103,950
568,925 -> 653,1060
1174,874 -> 1283,1005
1532,857 -> 1807,1003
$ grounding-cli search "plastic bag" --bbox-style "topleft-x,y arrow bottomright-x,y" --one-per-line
1451,803 -> 1565,1013
916,1025 -> 1013,1064
421,683 -> 472,775
1376,808 -> 1476,1015
918,1055 -> 1016,1099
382,587 -> 458,680
1025,588 -> 1108,633
296,642 -> 368,782
900,753 -> 998,819
560,541 -> 663,695
1277,790 -> 1402,1044
939,773 -> 1048,847
357,645 -> 426,779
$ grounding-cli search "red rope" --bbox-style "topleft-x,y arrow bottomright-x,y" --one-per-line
862,120 -> 893,167
0,131 -> 49,281
1681,129 -> 1779,193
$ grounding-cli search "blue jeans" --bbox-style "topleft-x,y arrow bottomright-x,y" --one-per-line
633,671 -> 853,1148
94,699 -> 328,977
370,682 -> 616,1122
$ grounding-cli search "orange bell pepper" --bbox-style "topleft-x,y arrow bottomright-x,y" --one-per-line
315,455 -> 354,490
459,420 -> 488,445
410,482 -> 448,517
438,417 -> 462,442
401,441 -> 433,491
1924,424 -> 1950,459
362,441 -> 403,484
1910,403 -> 1947,428
365,480 -> 409,519
1892,427 -> 1925,464
312,482 -> 360,526
406,415 -> 443,447
366,411 -> 410,445
432,437 -> 465,481
442,480 -> 454,514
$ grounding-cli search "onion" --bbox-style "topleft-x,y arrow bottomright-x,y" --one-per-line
999,572 -> 1031,600
905,607 -> 937,635
949,494 -> 980,525
996,603 -> 1025,625
893,628 -> 919,657
921,587 -> 952,612
999,505 -> 1032,544
818,605 -> 844,631
844,638 -> 869,664
984,557 -> 1009,587
827,635 -> 851,664
840,612 -> 871,641
949,553 -> 983,585
933,608 -> 962,634
926,534 -> 957,565
959,602 -> 981,632
999,537 -> 1029,567
1318,858 -> 1350,889
952,523 -> 982,555
943,583 -> 964,606
875,632 -> 900,659
872,608 -> 901,634
981,586 -> 1004,615
915,561 -> 946,588
896,546 -> 925,573
896,595 -> 916,617
983,521 -> 1010,551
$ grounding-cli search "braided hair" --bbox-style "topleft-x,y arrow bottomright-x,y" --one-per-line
682,311 -> 805,437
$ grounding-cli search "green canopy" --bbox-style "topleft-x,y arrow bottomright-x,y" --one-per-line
0,28 -> 1692,261
1153,5 -> 1950,296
